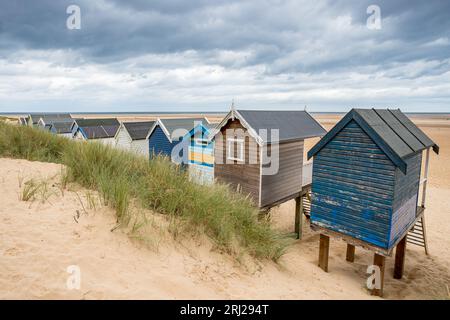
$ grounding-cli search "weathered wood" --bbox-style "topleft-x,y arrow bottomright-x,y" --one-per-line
214,119 -> 261,205
260,140 -> 304,208
422,215 -> 429,255
394,236 -> 407,279
421,148 -> 430,208
371,253 -> 386,297
390,152 -> 422,247
295,196 -> 303,239
346,244 -> 355,262
310,120 -> 422,249
318,234 -> 330,272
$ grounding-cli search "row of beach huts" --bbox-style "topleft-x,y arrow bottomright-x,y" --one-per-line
18,107 -> 438,296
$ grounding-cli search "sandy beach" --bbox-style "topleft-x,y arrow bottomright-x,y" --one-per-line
1,115 -> 449,300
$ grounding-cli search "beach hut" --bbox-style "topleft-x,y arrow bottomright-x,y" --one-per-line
27,113 -> 72,127
307,108 -> 439,296
18,117 -> 27,126
71,118 -> 120,146
186,122 -> 216,185
115,121 -> 156,157
213,108 -> 327,209
147,117 -> 209,161
49,121 -> 74,138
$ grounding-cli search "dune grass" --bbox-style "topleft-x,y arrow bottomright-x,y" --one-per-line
0,122 -> 290,261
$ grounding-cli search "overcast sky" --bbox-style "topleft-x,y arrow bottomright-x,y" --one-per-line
0,0 -> 449,112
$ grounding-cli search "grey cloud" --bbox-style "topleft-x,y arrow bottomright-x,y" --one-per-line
0,0 -> 449,112
1,0 -> 449,73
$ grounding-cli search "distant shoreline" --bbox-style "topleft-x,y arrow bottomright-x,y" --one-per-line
2,111 -> 450,117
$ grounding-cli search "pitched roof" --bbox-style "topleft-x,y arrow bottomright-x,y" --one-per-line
307,108 -> 439,174
81,126 -> 119,139
29,113 -> 72,124
148,118 -> 209,142
74,118 -> 120,139
188,122 -> 217,140
75,118 -> 120,127
161,118 -> 209,137
122,121 -> 155,140
215,109 -> 327,145
50,121 -> 73,134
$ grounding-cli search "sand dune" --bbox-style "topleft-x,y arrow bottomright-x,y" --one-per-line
1,120 -> 449,300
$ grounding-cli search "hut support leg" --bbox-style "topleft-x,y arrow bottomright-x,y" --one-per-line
346,244 -> 355,262
318,234 -> 330,272
394,236 -> 407,279
371,253 -> 386,297
295,196 -> 303,239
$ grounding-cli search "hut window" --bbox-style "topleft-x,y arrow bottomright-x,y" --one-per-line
196,139 -> 209,146
227,138 -> 244,161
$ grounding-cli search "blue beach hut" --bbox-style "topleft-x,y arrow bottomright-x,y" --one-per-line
186,122 -> 216,185
307,108 -> 439,295
146,117 -> 209,161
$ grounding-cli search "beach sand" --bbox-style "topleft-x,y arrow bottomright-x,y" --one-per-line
1,116 -> 449,299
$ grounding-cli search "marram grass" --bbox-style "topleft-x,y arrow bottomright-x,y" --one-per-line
0,121 -> 290,261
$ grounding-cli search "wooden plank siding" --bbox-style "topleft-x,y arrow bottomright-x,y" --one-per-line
115,126 -> 132,150
149,126 -> 176,159
214,119 -> 261,205
260,140 -> 304,207
188,126 -> 215,184
311,120 -> 396,249
389,152 -> 421,247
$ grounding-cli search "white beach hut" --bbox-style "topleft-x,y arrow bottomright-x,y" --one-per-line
115,121 -> 156,157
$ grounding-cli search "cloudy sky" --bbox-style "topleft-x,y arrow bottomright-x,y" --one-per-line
0,0 -> 449,112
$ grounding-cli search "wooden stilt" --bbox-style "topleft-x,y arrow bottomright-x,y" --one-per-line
295,196 -> 303,239
394,236 -> 407,279
318,234 -> 330,272
421,215 -> 429,255
346,244 -> 355,262
371,253 -> 386,297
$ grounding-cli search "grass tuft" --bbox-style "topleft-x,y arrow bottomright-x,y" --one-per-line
21,179 -> 41,202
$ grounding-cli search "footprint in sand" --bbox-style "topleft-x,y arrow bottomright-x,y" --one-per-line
4,247 -> 21,256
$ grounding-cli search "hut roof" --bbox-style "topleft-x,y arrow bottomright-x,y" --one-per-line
188,122 -> 217,140
215,109 -> 327,145
307,108 -> 439,174
122,121 -> 156,140
30,113 -> 72,124
147,118 -> 209,142
74,118 -> 119,127
50,121 -> 73,134
74,118 -> 120,139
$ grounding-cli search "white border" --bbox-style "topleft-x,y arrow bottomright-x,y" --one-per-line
227,138 -> 244,161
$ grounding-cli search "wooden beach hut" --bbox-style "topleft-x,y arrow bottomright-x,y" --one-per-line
307,108 -> 439,296
186,122 -> 216,185
71,118 -> 120,146
115,121 -> 156,157
213,108 -> 327,210
49,121 -> 74,138
18,117 -> 27,126
146,117 -> 209,161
